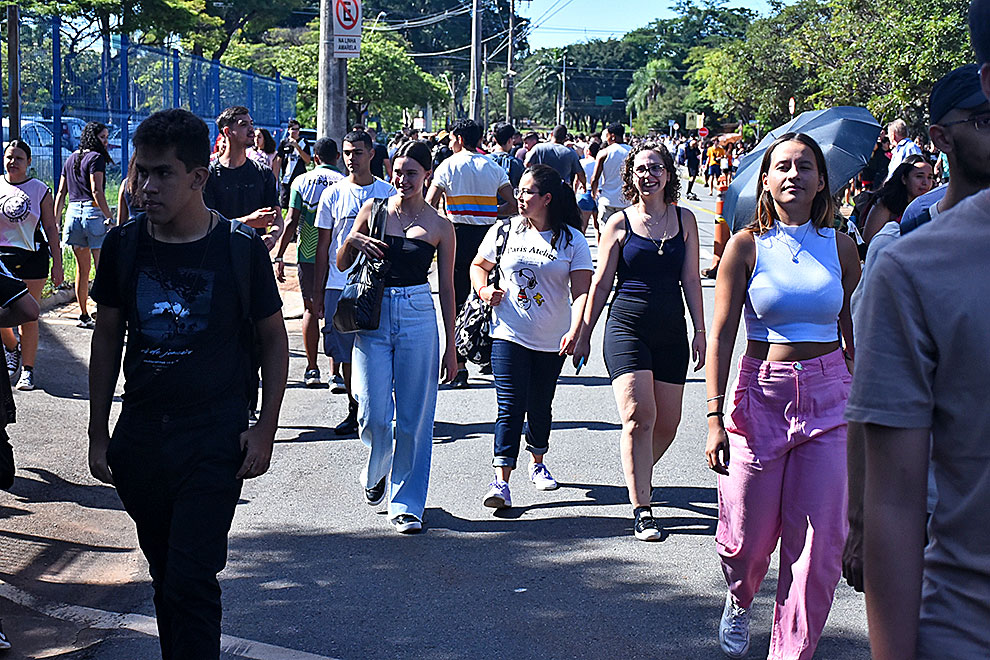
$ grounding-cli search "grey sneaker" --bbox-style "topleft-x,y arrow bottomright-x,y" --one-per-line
15,368 -> 34,391
4,342 -> 19,376
483,480 -> 511,508
718,591 -> 751,658
0,618 -> 10,649
529,462 -> 558,490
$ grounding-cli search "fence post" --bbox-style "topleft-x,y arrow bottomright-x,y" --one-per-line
172,49 -> 180,108
120,32 -> 130,177
246,72 -> 254,119
275,72 -> 282,126
52,15 -> 62,184
212,60 -> 221,117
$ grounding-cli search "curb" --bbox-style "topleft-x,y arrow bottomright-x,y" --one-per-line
40,288 -> 76,313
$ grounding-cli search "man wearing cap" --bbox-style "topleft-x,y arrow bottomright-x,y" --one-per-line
898,64 -> 990,234
846,2 -> 990,657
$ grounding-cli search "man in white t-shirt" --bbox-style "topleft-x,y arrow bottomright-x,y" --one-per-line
313,130 -> 396,434
426,118 -> 516,388
885,118 -> 923,181
590,122 -> 632,224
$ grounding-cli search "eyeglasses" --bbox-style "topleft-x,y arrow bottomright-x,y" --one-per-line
515,187 -> 542,197
938,113 -> 990,132
633,164 -> 666,176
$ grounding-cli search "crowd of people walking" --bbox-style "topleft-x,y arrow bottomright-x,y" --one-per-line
1,2 -> 988,658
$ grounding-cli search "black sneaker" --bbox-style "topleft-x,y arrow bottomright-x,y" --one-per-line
450,369 -> 470,389
77,313 -> 96,329
365,475 -> 387,506
391,514 -> 423,534
479,363 -> 493,375
634,507 -> 663,541
333,403 -> 358,436
0,618 -> 10,649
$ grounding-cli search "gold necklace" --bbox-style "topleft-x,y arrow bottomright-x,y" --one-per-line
642,206 -> 674,255
394,200 -> 426,232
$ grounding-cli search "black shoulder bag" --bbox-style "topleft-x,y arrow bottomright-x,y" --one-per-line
333,198 -> 391,333
454,219 -> 511,367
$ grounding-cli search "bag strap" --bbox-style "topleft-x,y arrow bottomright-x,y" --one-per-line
227,217 -> 256,322
490,218 -> 511,290
370,198 -> 389,242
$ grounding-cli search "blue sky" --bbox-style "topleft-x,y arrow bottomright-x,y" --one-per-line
520,0 -> 774,50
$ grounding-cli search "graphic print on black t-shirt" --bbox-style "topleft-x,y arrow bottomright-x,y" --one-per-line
134,265 -> 214,371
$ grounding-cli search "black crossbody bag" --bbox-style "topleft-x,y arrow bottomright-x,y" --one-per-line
333,198 -> 391,333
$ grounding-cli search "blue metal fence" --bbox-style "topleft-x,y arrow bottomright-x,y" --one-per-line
2,12 -> 298,187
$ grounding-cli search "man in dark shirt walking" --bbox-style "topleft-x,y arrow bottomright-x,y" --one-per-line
277,118 -> 312,208
88,108 -> 288,660
204,106 -> 280,248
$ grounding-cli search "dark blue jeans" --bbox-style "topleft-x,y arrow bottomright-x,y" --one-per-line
491,339 -> 565,468
107,403 -> 247,660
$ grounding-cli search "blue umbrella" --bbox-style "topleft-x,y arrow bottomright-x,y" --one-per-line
723,106 -> 882,232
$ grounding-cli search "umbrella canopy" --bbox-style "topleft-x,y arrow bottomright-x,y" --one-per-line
723,107 -> 881,232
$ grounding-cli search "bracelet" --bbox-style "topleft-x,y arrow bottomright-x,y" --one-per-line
706,394 -> 724,402
706,411 -> 724,418
273,256 -> 284,263
695,329 -> 706,334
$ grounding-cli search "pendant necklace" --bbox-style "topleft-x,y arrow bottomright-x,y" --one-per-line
395,200 -> 425,233
777,220 -> 812,263
643,206 -> 673,255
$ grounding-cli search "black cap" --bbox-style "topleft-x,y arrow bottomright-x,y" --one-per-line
930,64 -> 987,124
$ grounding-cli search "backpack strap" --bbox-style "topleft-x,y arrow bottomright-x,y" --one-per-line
227,217 -> 256,322
115,215 -> 144,315
490,218 -> 511,290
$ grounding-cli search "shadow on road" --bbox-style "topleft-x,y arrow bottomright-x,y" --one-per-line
9,468 -> 124,511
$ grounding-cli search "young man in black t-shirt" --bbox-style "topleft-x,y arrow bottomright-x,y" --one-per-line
88,109 -> 288,660
203,106 -> 280,249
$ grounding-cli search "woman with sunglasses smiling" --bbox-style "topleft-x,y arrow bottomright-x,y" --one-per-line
472,164 -> 593,509
575,142 -> 705,541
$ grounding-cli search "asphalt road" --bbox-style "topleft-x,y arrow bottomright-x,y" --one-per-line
0,184 -> 870,659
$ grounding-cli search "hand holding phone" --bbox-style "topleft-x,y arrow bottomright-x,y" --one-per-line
575,356 -> 586,375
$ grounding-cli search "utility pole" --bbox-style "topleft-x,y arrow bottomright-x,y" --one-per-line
7,5 -> 21,140
318,0 -> 348,142
505,0 -> 514,122
468,0 -> 482,122
559,50 -> 567,126
483,44 -> 489,129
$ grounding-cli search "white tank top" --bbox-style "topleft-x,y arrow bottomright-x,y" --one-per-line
744,222 -> 843,343
598,143 -> 631,207
0,177 -> 50,251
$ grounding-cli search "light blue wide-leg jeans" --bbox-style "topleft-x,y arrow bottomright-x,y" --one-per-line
352,284 -> 439,520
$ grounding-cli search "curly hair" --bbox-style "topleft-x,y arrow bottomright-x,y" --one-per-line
75,121 -> 112,178
620,141 -> 680,206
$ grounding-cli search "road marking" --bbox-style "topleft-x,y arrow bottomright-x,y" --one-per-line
0,579 -> 338,660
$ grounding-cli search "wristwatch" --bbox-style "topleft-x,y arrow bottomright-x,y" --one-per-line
273,256 -> 284,264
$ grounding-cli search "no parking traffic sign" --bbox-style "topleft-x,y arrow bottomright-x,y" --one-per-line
334,0 -> 362,58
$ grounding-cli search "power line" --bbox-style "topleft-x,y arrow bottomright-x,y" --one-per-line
407,27 -> 511,57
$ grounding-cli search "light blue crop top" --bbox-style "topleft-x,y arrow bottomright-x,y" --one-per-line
743,222 -> 843,343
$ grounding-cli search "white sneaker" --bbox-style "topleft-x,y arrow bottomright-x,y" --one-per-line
718,591 -> 751,658
15,369 -> 33,391
483,480 -> 511,508
528,462 -> 558,490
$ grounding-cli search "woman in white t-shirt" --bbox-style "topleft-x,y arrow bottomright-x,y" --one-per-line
470,164 -> 593,509
0,140 -> 63,391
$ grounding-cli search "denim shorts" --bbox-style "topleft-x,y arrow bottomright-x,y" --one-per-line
322,288 -> 356,362
63,201 -> 108,249
577,192 -> 595,212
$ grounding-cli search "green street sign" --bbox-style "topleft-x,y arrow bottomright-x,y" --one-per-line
595,96 -> 613,106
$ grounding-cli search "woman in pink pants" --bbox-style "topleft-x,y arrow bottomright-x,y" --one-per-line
704,133 -> 861,659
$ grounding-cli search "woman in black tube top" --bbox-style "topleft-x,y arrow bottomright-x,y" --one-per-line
574,141 -> 706,541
